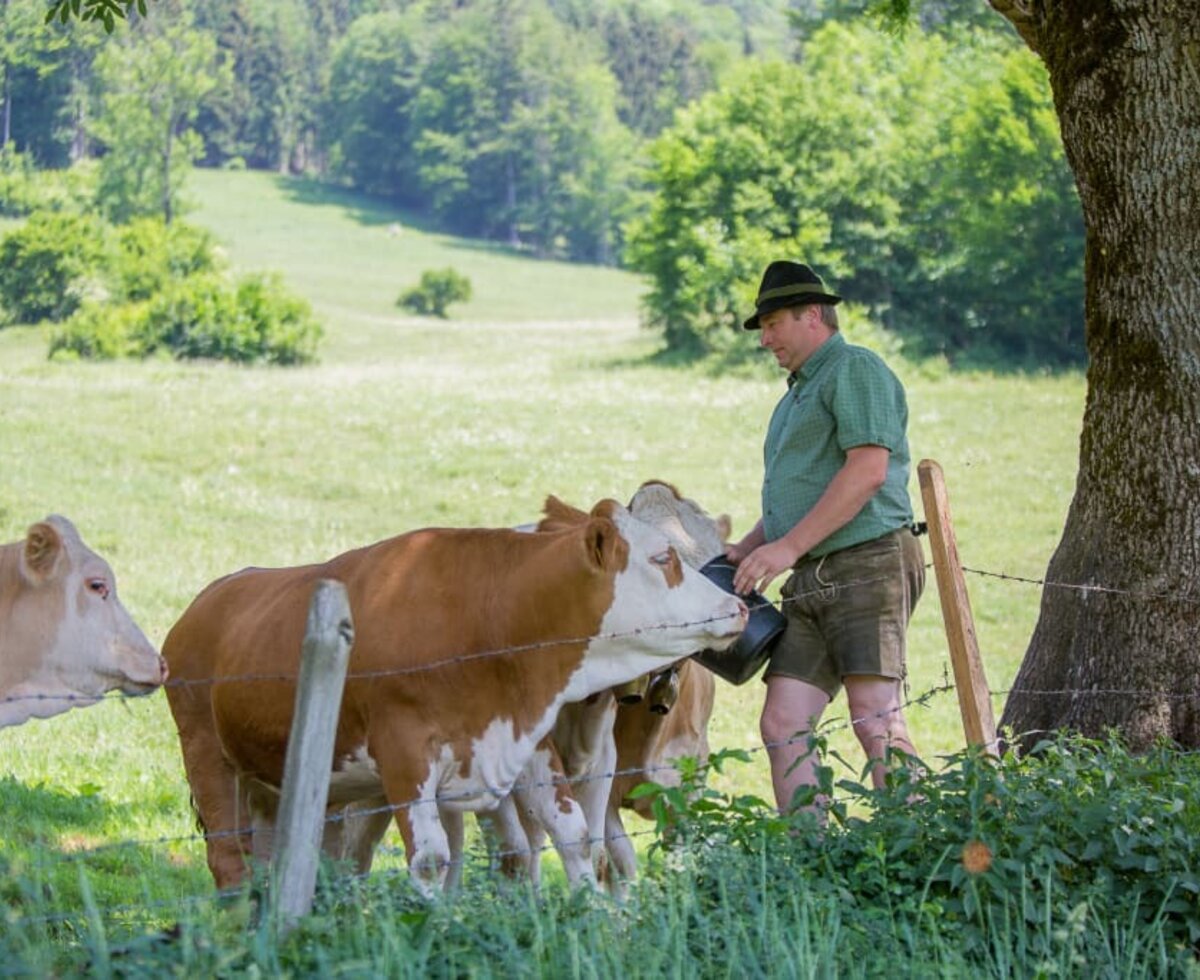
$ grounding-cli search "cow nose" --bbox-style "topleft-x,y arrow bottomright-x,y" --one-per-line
158,656 -> 170,684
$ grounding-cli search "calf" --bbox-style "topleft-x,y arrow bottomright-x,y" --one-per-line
0,516 -> 166,729
162,496 -> 746,894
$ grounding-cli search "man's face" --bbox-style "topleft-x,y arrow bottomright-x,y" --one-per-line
758,305 -> 825,373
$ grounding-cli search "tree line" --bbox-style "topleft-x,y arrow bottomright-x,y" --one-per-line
1,0 -> 1084,365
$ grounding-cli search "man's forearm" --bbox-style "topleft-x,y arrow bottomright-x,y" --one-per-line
778,451 -> 887,559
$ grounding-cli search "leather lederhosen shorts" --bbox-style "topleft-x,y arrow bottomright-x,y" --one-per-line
766,527 -> 925,698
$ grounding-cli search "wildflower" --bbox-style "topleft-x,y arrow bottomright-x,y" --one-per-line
961,839 -> 992,874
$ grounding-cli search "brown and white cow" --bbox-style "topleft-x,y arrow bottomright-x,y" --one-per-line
476,481 -> 728,894
0,516 -> 166,729
161,496 -> 746,894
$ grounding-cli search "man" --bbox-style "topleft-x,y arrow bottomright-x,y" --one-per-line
726,260 -> 925,815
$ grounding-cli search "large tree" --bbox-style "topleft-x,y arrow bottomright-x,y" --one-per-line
90,13 -> 226,223
993,0 -> 1200,748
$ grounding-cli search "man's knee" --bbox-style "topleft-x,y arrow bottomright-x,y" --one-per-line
760,677 -> 831,746
760,705 -> 803,747
846,682 -> 906,746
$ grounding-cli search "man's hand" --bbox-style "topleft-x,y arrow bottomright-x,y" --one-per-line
731,539 -> 799,595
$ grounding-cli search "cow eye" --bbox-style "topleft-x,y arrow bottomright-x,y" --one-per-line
650,550 -> 673,567
88,578 -> 110,600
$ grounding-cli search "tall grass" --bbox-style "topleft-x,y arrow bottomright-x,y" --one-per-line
0,168 -> 1111,973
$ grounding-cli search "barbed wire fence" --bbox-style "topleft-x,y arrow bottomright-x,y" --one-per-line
5,458 -> 1199,932
4,562 -> 1197,933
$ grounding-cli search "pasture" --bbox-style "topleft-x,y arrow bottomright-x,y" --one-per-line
0,169 -> 1099,970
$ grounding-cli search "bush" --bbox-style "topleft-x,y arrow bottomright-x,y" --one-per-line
0,149 -> 39,218
114,217 -> 220,301
0,211 -> 109,325
138,272 -> 322,364
52,272 -> 322,365
48,301 -> 147,361
645,732 -> 1200,962
397,267 -> 472,318
0,152 -> 95,218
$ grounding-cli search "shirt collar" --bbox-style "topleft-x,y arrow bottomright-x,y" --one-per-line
786,332 -> 845,388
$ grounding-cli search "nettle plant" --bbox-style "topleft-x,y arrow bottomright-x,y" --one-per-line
636,731 -> 1200,958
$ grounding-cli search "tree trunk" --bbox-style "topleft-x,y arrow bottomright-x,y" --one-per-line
2,68 -> 10,148
992,0 -> 1200,749
162,124 -> 173,225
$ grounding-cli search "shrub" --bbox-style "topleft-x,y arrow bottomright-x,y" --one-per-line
0,211 -> 109,325
48,301 -> 147,361
397,267 -> 472,318
135,271 -> 322,364
644,732 -> 1200,961
0,149 -> 39,218
114,217 -> 220,301
0,152 -> 95,218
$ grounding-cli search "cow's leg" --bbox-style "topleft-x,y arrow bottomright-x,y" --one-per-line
476,797 -> 539,885
249,808 -> 275,871
441,808 -> 465,891
554,694 -> 619,886
166,692 -> 254,891
375,755 -> 451,896
324,797 -> 392,875
602,803 -> 637,899
513,742 -> 597,891
569,725 -> 617,883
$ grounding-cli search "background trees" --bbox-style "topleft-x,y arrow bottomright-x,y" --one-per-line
625,19 -> 1083,365
5,0 -> 1085,367
90,12 -> 227,222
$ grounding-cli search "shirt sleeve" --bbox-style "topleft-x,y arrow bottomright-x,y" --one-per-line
828,351 -> 906,453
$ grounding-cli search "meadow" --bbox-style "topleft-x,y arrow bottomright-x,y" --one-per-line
0,168 -> 1121,973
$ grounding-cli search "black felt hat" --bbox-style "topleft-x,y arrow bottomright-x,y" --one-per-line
743,261 -> 842,330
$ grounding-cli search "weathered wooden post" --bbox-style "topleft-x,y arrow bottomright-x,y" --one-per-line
270,578 -> 354,935
917,459 -> 999,756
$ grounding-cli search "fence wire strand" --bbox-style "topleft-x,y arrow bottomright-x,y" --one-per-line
5,554 -> 1200,929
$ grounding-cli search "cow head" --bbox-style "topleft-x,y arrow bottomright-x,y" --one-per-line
540,497 -> 746,696
1,516 -> 167,728
628,480 -> 732,569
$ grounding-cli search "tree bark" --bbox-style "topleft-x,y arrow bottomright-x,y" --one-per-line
992,0 -> 1200,748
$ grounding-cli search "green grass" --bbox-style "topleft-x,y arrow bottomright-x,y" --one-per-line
0,168 -> 1091,969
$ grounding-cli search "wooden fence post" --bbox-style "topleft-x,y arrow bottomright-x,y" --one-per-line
917,459 -> 998,756
270,578 -> 354,935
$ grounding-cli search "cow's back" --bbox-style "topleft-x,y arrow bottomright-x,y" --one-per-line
162,525 -> 614,790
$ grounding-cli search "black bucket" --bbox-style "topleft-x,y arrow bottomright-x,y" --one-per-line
692,557 -> 786,685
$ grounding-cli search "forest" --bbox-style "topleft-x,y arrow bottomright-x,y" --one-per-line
2,0 -> 1083,365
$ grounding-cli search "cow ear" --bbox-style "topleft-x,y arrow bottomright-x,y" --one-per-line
539,495 -> 588,532
583,517 -> 621,571
22,521 -> 65,584
717,514 -> 733,541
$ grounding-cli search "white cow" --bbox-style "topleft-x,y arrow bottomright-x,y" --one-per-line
0,515 -> 167,728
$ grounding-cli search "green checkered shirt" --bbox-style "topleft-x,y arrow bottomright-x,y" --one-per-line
762,332 -> 914,558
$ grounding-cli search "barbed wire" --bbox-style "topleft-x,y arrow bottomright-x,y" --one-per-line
0,574 -> 856,710
8,555 -> 1200,715
2,675 -> 952,878
6,555 -> 1200,930
959,565 -> 1200,605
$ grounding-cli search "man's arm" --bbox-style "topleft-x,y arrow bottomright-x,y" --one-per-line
725,519 -> 766,564
731,445 -> 889,595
